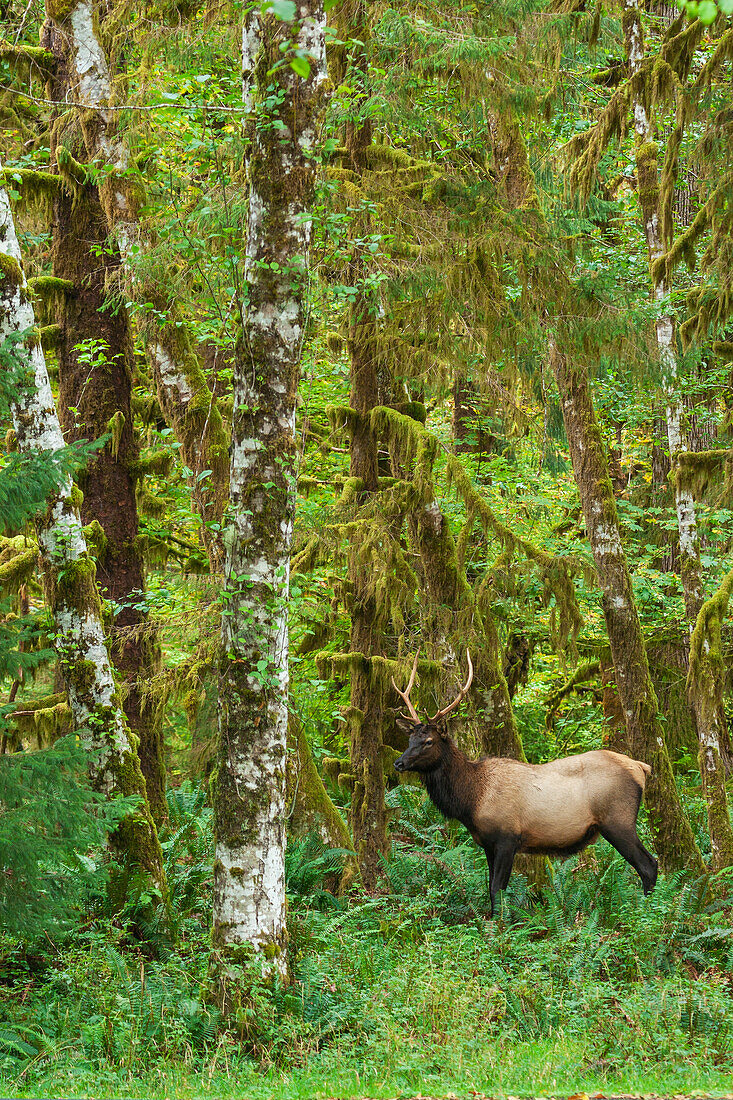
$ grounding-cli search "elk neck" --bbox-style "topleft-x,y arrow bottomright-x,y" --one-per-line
422,736 -> 481,828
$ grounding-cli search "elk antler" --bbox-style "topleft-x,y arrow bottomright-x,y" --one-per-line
430,649 -> 474,721
391,650 -> 421,724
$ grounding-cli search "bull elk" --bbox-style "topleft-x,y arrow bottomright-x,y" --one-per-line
392,650 -> 658,916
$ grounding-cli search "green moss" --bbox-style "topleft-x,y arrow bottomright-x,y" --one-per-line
82,519 -> 107,558
636,141 -> 659,227
27,276 -> 75,310
1,169 -> 60,221
55,556 -> 100,618
0,543 -> 37,596
0,40 -> 55,71
46,0 -> 77,21
130,448 -> 173,479
0,251 -> 23,290
40,324 -> 63,351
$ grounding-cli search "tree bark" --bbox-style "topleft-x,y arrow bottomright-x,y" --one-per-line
0,164 -> 166,890
688,572 -> 733,870
551,340 -> 703,874
335,0 -> 390,891
43,0 -> 229,574
210,1 -> 326,997
623,0 -> 732,866
42,9 -> 167,823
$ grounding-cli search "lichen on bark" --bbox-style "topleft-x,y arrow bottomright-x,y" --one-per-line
211,0 -> 327,998
0,161 -> 166,892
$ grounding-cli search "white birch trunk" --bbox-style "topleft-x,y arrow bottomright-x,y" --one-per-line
0,165 -> 164,882
210,1 -> 326,990
624,0 -> 704,622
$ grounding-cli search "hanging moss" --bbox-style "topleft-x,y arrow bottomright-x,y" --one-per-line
12,694 -> 72,745
675,449 -> 729,497
106,411 -> 125,460
0,40 -> 55,78
0,169 -> 61,221
130,448 -> 174,480
661,17 -> 704,81
55,145 -> 90,206
40,324 -> 63,352
81,519 -> 107,559
544,661 -> 601,723
563,87 -> 630,201
652,198 -> 710,286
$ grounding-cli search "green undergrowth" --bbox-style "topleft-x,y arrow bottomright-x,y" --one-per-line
2,784 -> 733,1100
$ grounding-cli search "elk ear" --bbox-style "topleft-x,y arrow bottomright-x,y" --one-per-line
395,717 -> 416,735
435,719 -> 450,740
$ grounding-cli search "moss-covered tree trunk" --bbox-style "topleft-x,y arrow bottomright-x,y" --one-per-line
687,573 -> 733,869
623,0 -> 731,863
43,0 -> 229,574
622,0 -> 704,623
551,341 -> 703,874
43,12 -> 167,823
346,308 -> 390,889
331,0 -> 390,891
0,164 -> 166,890
210,1 -> 326,997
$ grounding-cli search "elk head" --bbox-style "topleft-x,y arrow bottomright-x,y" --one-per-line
392,650 -> 474,773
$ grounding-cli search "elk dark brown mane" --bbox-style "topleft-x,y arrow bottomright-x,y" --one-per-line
392,651 -> 658,916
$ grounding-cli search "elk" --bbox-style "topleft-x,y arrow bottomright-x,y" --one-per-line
392,650 -> 658,916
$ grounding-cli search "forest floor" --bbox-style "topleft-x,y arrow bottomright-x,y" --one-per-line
4,795 -> 733,1100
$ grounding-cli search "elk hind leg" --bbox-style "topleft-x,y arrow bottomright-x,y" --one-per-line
600,823 -> 658,895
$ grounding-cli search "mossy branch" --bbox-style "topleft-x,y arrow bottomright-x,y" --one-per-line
26,276 -> 75,311
0,40 -> 55,77
12,694 -> 72,743
0,537 -> 38,596
544,660 -> 601,720
562,86 -> 630,201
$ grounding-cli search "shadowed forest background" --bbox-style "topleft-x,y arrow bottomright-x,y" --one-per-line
2,0 -> 733,1095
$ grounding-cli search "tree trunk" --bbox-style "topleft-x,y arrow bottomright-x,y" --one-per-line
210,1 -> 326,999
43,11 -> 167,823
0,165 -> 166,890
335,0 -> 390,891
623,0 -> 731,865
688,573 -> 733,870
43,0 -> 229,574
551,341 -> 703,874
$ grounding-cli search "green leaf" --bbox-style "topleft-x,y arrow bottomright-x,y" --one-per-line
324,0 -> 341,9
719,0 -> 733,13
698,0 -> 718,20
290,55 -> 311,78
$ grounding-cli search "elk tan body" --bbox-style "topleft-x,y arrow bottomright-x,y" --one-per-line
392,652 -> 658,915
469,750 -> 651,854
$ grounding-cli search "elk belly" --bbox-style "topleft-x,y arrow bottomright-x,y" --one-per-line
516,782 -> 598,854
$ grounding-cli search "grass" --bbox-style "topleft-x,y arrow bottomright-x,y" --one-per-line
2,786 -> 733,1099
